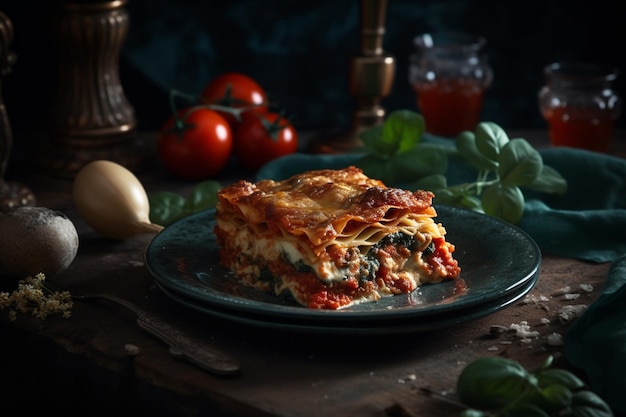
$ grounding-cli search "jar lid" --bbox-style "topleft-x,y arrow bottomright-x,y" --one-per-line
544,62 -> 619,87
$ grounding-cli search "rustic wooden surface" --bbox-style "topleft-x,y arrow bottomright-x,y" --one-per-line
0,129 -> 624,417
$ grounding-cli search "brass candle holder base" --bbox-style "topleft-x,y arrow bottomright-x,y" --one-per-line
307,127 -> 363,154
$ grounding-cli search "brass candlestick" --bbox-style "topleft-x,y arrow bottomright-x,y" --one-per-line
39,0 -> 152,179
311,0 -> 395,153
0,10 -> 36,210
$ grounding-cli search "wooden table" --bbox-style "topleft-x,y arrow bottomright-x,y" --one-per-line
1,129 -> 624,417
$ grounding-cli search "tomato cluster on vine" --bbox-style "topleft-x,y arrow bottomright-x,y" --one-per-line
157,73 -> 298,180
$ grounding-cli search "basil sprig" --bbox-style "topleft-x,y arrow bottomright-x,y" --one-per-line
356,111 -> 567,224
456,356 -> 613,417
149,180 -> 221,226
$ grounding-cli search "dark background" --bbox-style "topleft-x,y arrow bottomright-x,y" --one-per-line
1,0 -> 624,140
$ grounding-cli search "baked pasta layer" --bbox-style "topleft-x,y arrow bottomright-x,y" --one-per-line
214,166 -> 460,310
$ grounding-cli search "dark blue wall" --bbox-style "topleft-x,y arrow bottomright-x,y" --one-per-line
2,0 -> 625,136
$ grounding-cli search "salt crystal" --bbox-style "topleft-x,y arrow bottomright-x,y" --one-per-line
124,344 -> 140,356
509,321 -> 540,338
558,304 -> 588,322
552,286 -> 572,296
546,332 -> 564,346
522,294 -> 550,304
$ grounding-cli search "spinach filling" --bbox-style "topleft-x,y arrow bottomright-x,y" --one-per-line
280,252 -> 314,274
258,266 -> 276,283
274,234 -> 435,286
359,232 -> 434,282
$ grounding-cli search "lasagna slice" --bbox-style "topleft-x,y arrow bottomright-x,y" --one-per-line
214,166 -> 460,310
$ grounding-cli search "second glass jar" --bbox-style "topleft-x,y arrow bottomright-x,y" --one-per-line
538,62 -> 621,152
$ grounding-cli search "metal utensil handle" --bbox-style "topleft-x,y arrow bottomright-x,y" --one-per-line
137,314 -> 240,376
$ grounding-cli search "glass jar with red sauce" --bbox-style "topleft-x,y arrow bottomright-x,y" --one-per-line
538,62 -> 622,152
409,32 -> 493,137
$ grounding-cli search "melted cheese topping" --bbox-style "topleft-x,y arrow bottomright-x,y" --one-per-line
217,166 -> 437,247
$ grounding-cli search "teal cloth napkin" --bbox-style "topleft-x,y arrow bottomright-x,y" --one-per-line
564,254 -> 626,415
517,148 -> 626,264
258,141 -> 626,414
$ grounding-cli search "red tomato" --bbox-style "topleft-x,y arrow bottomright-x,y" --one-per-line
201,73 -> 268,128
158,107 -> 233,180
234,111 -> 298,171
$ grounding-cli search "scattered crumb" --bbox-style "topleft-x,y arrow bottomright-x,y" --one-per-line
546,332 -> 564,346
124,344 -> 140,356
540,317 -> 551,325
563,293 -> 581,300
487,345 -> 498,351
397,374 -> 417,384
558,304 -> 588,322
552,286 -> 572,296
522,293 -> 550,304
509,321 -> 540,339
579,284 -> 594,293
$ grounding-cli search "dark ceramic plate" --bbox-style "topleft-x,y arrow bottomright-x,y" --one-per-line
153,276 -> 537,334
144,206 -> 541,329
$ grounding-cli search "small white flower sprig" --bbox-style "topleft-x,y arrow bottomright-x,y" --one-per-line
0,273 -> 73,321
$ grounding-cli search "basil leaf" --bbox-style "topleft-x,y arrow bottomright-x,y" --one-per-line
393,145 -> 448,182
570,391 -> 615,417
538,384 -> 574,410
149,191 -> 187,226
185,181 -> 221,212
537,369 -> 585,391
525,165 -> 568,195
382,109 -> 425,154
359,125 -> 386,154
456,356 -> 533,409
475,122 -> 510,161
358,154 -> 395,183
456,130 -> 498,172
149,180 -> 222,226
481,182 -> 525,224
499,139 -> 543,186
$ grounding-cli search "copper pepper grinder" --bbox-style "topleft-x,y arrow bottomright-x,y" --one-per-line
39,0 -> 151,178
311,0 -> 395,153
0,10 -> 36,210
